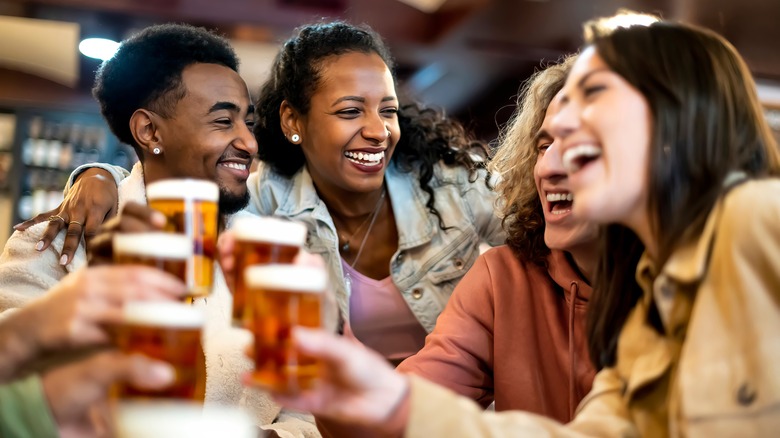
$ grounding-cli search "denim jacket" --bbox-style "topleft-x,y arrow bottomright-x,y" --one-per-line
246,161 -> 505,333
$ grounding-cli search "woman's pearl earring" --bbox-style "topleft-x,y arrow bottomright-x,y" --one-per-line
291,134 -> 300,143
153,147 -> 161,155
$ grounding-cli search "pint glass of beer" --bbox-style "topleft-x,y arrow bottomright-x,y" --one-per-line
113,233 -> 191,286
146,179 -> 219,298
111,301 -> 206,401
231,216 -> 307,326
245,265 -> 327,393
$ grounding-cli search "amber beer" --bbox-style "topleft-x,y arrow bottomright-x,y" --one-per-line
146,179 -> 219,298
245,265 -> 327,392
231,216 -> 307,325
111,301 -> 206,401
113,233 -> 191,285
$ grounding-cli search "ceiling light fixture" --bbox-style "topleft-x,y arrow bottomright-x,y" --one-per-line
78,37 -> 119,61
597,11 -> 659,31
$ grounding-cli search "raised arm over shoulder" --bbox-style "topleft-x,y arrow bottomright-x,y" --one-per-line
13,163 -> 126,266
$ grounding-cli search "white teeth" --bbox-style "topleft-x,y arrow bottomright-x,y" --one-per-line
545,193 -> 573,202
344,150 -> 385,163
221,162 -> 247,170
346,157 -> 382,167
562,145 -> 602,174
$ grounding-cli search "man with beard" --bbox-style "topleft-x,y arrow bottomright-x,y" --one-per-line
0,23 -> 256,303
0,24 -> 319,438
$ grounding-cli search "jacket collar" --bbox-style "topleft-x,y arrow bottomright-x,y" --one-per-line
273,162 -> 438,249
385,163 -> 437,249
276,165 -> 323,216
118,162 -> 148,211
270,165 -> 333,228
660,171 -> 747,286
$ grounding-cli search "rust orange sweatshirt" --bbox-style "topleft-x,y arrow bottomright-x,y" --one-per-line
316,246 -> 596,438
397,245 -> 595,422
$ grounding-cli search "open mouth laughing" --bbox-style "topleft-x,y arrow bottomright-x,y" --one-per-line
219,162 -> 248,171
562,144 -> 602,174
344,150 -> 385,167
217,158 -> 251,180
546,191 -> 574,215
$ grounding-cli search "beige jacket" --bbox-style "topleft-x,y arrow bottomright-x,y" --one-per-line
405,178 -> 780,437
0,163 -> 320,438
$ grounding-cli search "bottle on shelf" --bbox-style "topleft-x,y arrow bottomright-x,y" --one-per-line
113,144 -> 131,170
70,124 -> 86,168
83,127 -> 102,164
45,123 -> 63,169
58,123 -> 74,171
13,112 -> 120,222
31,122 -> 52,167
17,190 -> 33,220
21,116 -> 42,166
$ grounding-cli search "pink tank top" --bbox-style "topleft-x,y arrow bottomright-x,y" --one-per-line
341,258 -> 428,363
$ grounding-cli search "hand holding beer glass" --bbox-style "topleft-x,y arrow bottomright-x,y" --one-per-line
244,264 -> 329,393
109,300 -> 207,401
146,179 -> 219,298
111,233 -> 206,402
229,216 -> 308,326
112,233 -> 190,286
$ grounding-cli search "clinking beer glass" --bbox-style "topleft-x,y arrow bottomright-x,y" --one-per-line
230,216 -> 307,326
146,179 -> 219,298
245,264 -> 327,392
110,301 -> 206,401
112,233 -> 191,287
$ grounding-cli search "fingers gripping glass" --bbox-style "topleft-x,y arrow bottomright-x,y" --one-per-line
230,216 -> 307,327
244,264 -> 336,393
146,179 -> 219,299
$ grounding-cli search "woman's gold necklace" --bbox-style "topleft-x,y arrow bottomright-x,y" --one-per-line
340,188 -> 387,267
337,188 -> 386,256
340,188 -> 386,293
338,208 -> 373,253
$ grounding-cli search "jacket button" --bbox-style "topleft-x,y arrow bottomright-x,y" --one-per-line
736,382 -> 757,406
395,252 -> 404,264
659,282 -> 674,299
672,324 -> 687,340
411,288 -> 424,300
453,257 -> 465,270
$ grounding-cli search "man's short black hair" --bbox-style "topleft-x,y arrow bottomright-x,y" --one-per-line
92,23 -> 239,155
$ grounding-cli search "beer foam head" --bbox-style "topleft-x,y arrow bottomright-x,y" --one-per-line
115,402 -> 254,438
245,265 -> 327,293
147,179 -> 219,202
113,233 -> 191,260
123,301 -> 204,328
231,216 -> 307,246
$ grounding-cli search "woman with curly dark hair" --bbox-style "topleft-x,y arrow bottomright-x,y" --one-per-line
238,21 -> 503,362
21,21 -> 503,365
318,56 -> 599,438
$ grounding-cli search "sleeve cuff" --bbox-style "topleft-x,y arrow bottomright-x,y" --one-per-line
0,374 -> 59,438
65,163 -> 129,194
